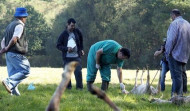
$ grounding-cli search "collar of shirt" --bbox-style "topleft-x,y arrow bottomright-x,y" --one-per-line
16,18 -> 25,26
174,16 -> 182,21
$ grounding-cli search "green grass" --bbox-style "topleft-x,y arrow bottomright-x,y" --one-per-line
0,67 -> 190,111
1,84 -> 190,111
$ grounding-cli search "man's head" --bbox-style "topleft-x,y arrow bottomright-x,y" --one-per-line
117,48 -> 130,60
14,7 -> 28,23
170,9 -> 181,21
67,18 -> 76,32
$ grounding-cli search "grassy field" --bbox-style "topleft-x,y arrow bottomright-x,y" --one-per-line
0,67 -> 190,111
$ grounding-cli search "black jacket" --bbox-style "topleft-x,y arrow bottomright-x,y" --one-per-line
56,28 -> 83,59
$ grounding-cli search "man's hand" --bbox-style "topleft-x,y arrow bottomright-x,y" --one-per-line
81,50 -> 85,56
68,47 -> 73,53
0,47 -> 7,55
120,83 -> 125,90
96,64 -> 101,69
154,50 -> 162,57
120,83 -> 128,94
121,89 -> 129,94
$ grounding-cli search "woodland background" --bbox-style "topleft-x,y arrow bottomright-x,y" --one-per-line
0,0 -> 190,69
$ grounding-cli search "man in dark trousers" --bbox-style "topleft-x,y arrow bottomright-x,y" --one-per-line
56,18 -> 84,90
0,7 -> 30,96
165,9 -> 190,97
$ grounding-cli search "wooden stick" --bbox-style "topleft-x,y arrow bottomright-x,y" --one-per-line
46,61 -> 78,111
150,68 -> 160,86
89,85 -> 120,111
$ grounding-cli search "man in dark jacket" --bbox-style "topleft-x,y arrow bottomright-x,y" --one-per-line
56,18 -> 84,90
0,7 -> 30,96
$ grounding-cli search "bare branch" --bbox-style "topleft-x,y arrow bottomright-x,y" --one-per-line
89,85 -> 120,111
46,61 -> 78,111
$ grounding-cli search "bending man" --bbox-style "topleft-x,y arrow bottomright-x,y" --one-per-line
86,40 -> 130,93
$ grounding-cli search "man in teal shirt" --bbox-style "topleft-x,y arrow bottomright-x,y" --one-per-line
87,40 -> 130,93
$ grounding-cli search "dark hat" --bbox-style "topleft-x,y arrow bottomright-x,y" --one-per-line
14,7 -> 28,17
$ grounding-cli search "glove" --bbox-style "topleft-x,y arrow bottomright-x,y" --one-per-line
96,64 -> 101,69
122,89 -> 129,94
120,83 -> 125,90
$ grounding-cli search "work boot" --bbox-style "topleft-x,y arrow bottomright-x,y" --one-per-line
87,81 -> 94,92
101,80 -> 109,91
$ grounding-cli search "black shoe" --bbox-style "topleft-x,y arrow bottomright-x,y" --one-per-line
183,91 -> 189,94
101,80 -> 109,91
67,87 -> 72,90
87,81 -> 94,92
76,88 -> 83,90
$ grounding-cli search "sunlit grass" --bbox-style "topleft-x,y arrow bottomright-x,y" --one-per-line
0,67 -> 190,111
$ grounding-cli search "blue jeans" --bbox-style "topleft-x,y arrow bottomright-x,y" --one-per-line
168,55 -> 185,96
5,52 -> 30,89
160,60 -> 169,91
63,57 -> 83,89
182,65 -> 188,93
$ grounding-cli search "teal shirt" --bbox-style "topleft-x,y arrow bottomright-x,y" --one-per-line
91,40 -> 124,67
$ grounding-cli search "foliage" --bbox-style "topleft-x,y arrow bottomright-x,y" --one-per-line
25,5 -> 51,56
1,0 -> 190,69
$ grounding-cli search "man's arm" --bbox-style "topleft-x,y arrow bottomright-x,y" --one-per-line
56,32 -> 69,52
117,66 -> 123,83
96,48 -> 103,69
1,37 -> 5,49
0,37 -> 6,54
154,50 -> 162,57
117,66 -> 128,94
165,22 -> 178,56
5,36 -> 18,50
154,45 -> 164,57
0,24 -> 24,54
77,29 -> 83,50
0,36 -> 18,54
77,29 -> 84,56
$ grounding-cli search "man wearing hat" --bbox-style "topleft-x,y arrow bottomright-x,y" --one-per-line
0,7 -> 30,96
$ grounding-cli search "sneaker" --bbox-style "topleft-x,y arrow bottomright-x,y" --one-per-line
2,79 -> 12,93
11,86 -> 20,96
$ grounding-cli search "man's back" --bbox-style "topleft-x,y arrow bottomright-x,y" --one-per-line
166,16 -> 190,63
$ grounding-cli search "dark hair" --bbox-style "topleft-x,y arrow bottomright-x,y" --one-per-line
16,16 -> 27,19
171,9 -> 181,16
120,48 -> 130,59
67,18 -> 76,25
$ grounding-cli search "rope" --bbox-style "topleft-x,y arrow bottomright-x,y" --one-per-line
150,69 -> 160,86
150,62 -> 162,86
